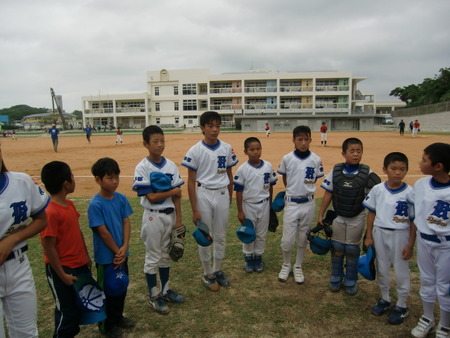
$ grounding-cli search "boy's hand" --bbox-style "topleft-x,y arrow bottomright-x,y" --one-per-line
364,236 -> 374,248
61,273 -> 78,286
171,187 -> 182,198
237,211 -> 245,225
114,246 -> 127,265
402,245 -> 413,260
0,237 -> 14,266
192,210 -> 201,224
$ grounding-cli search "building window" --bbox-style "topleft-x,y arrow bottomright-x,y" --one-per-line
155,87 -> 159,96
156,118 -> 160,124
174,86 -> 178,95
175,117 -> 179,124
183,100 -> 197,111
183,84 -> 197,95
174,102 -> 179,111
155,103 -> 160,111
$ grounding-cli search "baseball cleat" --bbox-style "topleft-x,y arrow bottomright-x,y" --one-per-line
371,298 -> 391,316
148,295 -> 170,315
214,270 -> 230,287
202,274 -> 219,292
387,306 -> 409,325
163,289 -> 185,303
293,265 -> 304,284
411,315 -> 435,338
278,263 -> 291,282
253,255 -> 264,273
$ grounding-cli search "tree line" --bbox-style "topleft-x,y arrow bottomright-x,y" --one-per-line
0,105 -> 82,124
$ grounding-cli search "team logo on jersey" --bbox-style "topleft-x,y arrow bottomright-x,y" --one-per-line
263,172 -> 271,190
427,200 -> 450,227
10,201 -> 28,225
392,201 -> 410,224
216,156 -> 227,174
303,167 -> 316,184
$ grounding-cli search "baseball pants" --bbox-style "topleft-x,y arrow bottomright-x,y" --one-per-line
281,200 -> 315,253
0,253 -> 38,338
373,227 -> 410,308
242,199 -> 270,256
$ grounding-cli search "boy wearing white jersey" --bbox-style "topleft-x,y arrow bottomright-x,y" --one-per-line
182,111 -> 238,291
407,143 -> 450,338
277,125 -> 324,284
234,137 -> 278,273
133,125 -> 185,315
363,152 -> 416,325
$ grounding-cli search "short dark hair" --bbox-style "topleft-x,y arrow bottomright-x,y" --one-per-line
91,157 -> 120,179
342,138 -> 363,152
424,143 -> 450,173
200,111 -> 221,127
293,125 -> 311,138
41,161 -> 72,195
383,152 -> 408,170
244,137 -> 261,150
142,125 -> 164,143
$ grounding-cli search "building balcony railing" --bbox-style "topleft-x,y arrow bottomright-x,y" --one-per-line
244,87 -> 277,93
210,104 -> 243,110
315,103 -> 349,109
84,108 -> 146,114
209,88 -> 243,94
315,85 -> 350,92
280,103 -> 314,109
279,86 -> 313,92
244,104 -> 277,110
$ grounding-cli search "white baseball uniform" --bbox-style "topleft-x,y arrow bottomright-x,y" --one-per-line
407,177 -> 450,311
233,160 -> 278,255
277,151 -> 324,258
363,182 -> 414,308
132,157 -> 184,275
182,139 -> 238,274
0,172 -> 50,337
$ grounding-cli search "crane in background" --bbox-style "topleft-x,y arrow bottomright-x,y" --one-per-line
50,87 -> 68,130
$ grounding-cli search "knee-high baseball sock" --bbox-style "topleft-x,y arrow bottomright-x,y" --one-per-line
159,267 -> 170,295
439,309 -> 450,328
422,301 -> 435,320
282,250 -> 291,265
145,273 -> 158,298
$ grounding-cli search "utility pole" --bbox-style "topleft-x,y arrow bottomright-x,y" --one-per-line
50,88 -> 68,130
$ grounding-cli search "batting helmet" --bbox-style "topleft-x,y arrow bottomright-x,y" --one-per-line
272,191 -> 285,212
236,218 -> 256,244
358,246 -> 376,281
307,224 -> 332,255
103,264 -> 129,297
192,220 -> 213,247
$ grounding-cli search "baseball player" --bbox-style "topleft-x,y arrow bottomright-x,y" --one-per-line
133,125 -> 185,315
48,123 -> 60,152
407,143 -> 450,338
233,137 -> 278,272
363,152 -> 416,325
115,127 -> 123,144
182,111 -> 238,291
412,120 -> 420,137
265,123 -> 271,137
320,122 -> 328,146
0,143 -> 50,337
277,125 -> 324,284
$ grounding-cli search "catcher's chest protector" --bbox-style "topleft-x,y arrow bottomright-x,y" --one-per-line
332,163 -> 369,218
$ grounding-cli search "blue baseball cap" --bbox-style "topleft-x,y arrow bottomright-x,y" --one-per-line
358,246 -> 376,281
150,171 -> 172,192
192,220 -> 213,247
236,218 -> 256,244
272,191 -> 285,212
103,264 -> 129,297
72,273 -> 106,325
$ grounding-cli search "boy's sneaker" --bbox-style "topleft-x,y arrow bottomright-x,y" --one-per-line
411,315 -> 435,338
293,265 -> 304,284
345,284 -> 357,295
253,255 -> 264,273
278,263 -> 291,282
163,289 -> 185,303
215,270 -> 230,287
436,325 -> 450,338
371,298 -> 391,316
329,281 -> 341,292
388,306 -> 409,325
104,326 -> 123,338
202,274 -> 220,292
148,295 -> 170,315
244,255 -> 254,273
117,317 -> 135,329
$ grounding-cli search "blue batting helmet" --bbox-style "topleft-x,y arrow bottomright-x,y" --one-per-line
307,224 -> 332,255
236,218 -> 256,244
272,191 -> 285,212
358,246 -> 376,281
192,220 -> 213,247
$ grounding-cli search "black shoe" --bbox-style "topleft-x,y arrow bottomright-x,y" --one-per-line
117,317 -> 135,329
104,326 -> 123,338
215,270 -> 230,287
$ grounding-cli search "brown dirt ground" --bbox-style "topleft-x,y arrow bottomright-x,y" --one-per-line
2,130 -> 449,197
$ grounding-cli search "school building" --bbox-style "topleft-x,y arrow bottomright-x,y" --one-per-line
81,68 -> 404,132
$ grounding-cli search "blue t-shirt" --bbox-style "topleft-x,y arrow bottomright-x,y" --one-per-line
49,127 -> 59,139
84,127 -> 92,135
87,192 -> 133,264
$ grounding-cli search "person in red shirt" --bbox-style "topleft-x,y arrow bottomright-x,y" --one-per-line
412,120 -> 420,137
320,122 -> 328,146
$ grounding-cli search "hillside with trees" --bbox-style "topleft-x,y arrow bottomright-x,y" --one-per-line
0,105 -> 82,122
390,67 -> 450,107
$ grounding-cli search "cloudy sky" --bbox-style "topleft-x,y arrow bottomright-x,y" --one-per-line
1,0 -> 449,113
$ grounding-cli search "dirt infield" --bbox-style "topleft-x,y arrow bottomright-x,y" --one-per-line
3,130 -> 449,197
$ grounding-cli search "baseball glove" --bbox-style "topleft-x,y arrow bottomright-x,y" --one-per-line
268,207 -> 279,232
169,225 -> 186,262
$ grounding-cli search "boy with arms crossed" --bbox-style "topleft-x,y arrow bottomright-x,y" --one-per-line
277,125 -> 324,284
362,152 -> 416,325
132,125 -> 185,315
233,137 -> 277,272
182,111 -> 238,290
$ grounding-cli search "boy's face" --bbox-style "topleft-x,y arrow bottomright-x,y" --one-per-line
419,152 -> 434,175
244,141 -> 262,163
96,173 -> 119,194
292,133 -> 311,152
342,143 -> 363,165
144,133 -> 165,157
383,161 -> 408,185
201,120 -> 221,142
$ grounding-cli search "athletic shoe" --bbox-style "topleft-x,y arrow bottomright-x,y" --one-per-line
388,306 -> 409,325
278,263 -> 291,282
244,255 -> 254,273
104,326 -> 123,338
411,315 -> 435,338
371,298 -> 391,316
215,270 -> 230,287
293,265 -> 304,284
329,281 -> 341,292
163,289 -> 185,303
202,274 -> 220,292
253,255 -> 264,273
436,325 -> 450,338
117,317 -> 135,329
148,295 -> 170,315
345,284 -> 357,295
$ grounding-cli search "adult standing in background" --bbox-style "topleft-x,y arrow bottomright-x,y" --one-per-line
48,124 -> 60,152
84,124 -> 92,144
398,120 -> 406,136
412,120 -> 420,137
